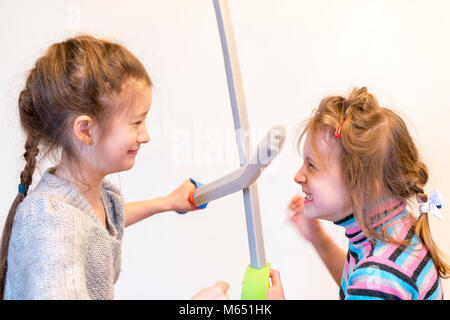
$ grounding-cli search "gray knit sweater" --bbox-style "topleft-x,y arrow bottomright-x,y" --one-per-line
4,167 -> 124,300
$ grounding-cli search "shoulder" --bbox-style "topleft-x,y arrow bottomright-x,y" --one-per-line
15,192 -> 80,228
6,194 -> 91,299
102,178 -> 124,206
101,178 -> 125,235
102,177 -> 122,196
10,192 -> 85,251
8,193 -> 83,270
347,255 -> 419,300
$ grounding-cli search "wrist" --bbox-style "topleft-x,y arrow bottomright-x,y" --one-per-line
309,228 -> 329,250
158,196 -> 174,213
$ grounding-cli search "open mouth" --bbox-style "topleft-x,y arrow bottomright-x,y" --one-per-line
304,193 -> 313,202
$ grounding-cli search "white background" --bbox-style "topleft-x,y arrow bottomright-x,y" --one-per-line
0,0 -> 449,299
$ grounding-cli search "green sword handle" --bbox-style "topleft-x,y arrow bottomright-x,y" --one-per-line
241,262 -> 271,300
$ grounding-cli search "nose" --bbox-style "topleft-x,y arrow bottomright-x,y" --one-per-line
138,126 -> 150,144
294,167 -> 306,185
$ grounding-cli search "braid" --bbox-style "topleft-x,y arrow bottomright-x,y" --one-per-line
414,163 -> 429,204
20,136 -> 40,189
0,135 -> 40,299
416,191 -> 428,205
414,173 -> 450,278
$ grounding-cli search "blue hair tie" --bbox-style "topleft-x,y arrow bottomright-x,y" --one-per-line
18,184 -> 29,194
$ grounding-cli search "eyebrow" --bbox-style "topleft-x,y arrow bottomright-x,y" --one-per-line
305,156 -> 315,164
135,109 -> 150,119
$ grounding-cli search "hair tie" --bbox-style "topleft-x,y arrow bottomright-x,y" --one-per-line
418,189 -> 445,221
334,117 -> 346,139
18,184 -> 29,195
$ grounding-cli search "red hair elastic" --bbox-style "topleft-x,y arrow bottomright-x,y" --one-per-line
334,117 -> 345,139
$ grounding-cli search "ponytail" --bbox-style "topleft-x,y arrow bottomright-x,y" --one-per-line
415,192 -> 450,279
0,136 -> 39,299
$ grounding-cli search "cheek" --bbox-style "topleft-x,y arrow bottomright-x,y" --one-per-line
308,177 -> 350,214
109,129 -> 135,149
100,135 -> 130,160
315,183 -> 343,207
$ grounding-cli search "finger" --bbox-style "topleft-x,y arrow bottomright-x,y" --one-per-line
269,269 -> 281,287
289,202 -> 302,213
288,201 -> 296,210
285,208 -> 302,224
290,202 -> 301,212
218,293 -> 230,300
287,206 -> 303,218
288,212 -> 298,223
214,281 -> 229,294
294,194 -> 304,205
294,203 -> 303,213
290,195 -> 304,208
289,195 -> 301,209
185,179 -> 197,189
285,207 -> 295,219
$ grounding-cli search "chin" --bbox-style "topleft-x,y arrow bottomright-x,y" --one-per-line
304,207 -> 318,219
123,161 -> 135,171
112,160 -> 135,173
304,207 -> 335,222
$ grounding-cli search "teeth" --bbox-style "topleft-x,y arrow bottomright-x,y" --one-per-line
305,194 -> 313,201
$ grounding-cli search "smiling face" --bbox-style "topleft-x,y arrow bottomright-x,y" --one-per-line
96,80 -> 152,174
294,127 -> 353,222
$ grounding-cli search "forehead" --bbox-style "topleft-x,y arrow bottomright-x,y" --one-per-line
116,79 -> 152,118
303,127 -> 341,169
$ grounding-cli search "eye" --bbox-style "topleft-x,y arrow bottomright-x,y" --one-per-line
134,120 -> 143,126
307,161 -> 315,170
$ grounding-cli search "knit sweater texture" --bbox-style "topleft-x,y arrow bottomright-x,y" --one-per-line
4,167 -> 124,299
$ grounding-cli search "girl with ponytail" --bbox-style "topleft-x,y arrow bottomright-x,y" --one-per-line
278,87 -> 448,299
0,35 -> 230,300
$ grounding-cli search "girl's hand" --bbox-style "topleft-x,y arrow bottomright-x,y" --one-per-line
286,194 -> 324,244
191,281 -> 230,300
266,269 -> 285,300
165,179 -> 198,212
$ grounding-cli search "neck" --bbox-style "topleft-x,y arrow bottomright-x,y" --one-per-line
54,153 -> 105,204
334,198 -> 407,244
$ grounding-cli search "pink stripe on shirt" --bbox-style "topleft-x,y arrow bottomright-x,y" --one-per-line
419,270 -> 438,300
350,281 -> 410,300
380,223 -> 411,260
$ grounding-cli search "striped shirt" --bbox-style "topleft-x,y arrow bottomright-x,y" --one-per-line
334,200 -> 443,300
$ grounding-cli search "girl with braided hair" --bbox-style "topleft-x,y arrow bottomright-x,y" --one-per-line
276,87 -> 448,299
0,35 -> 230,300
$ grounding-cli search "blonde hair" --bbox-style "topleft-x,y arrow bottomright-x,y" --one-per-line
297,87 -> 449,278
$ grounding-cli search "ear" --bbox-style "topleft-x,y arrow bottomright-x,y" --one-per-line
73,115 -> 96,146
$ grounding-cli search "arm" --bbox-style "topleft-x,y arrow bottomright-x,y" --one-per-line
5,198 -> 90,299
124,197 -> 171,227
310,230 -> 346,286
288,195 -> 346,286
124,179 -> 197,228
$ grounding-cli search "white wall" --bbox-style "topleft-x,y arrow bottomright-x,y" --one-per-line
1,0 -> 449,299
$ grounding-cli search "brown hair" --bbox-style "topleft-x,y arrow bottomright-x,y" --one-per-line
297,87 -> 450,279
0,35 -> 151,298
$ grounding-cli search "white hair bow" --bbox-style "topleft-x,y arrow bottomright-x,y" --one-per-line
418,189 -> 445,221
